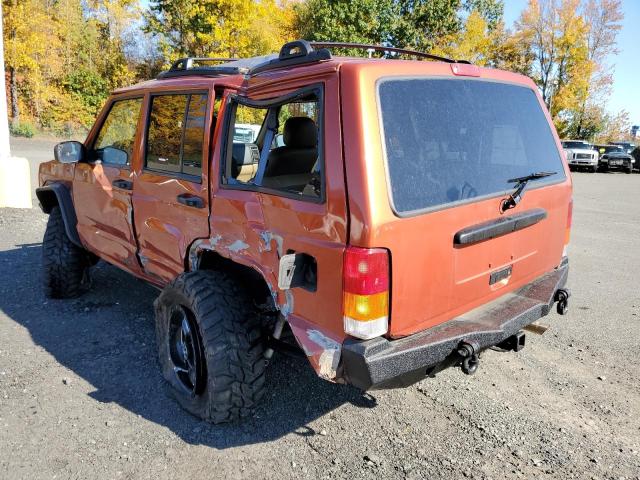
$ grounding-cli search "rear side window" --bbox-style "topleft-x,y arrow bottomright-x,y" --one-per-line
222,92 -> 323,200
378,79 -> 565,214
146,93 -> 208,177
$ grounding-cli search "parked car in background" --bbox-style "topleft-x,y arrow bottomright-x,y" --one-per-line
233,123 -> 261,143
611,141 -> 636,155
595,144 -> 625,170
562,140 -> 598,172
632,146 -> 640,168
599,151 -> 633,173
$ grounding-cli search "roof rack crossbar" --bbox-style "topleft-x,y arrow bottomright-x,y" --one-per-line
309,42 -> 458,64
170,57 -> 237,71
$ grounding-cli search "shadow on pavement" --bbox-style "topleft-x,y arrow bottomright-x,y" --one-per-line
0,242 -> 376,449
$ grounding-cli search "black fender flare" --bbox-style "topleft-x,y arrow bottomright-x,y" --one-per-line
35,183 -> 83,248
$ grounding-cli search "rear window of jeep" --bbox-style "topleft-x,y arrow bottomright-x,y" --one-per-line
378,78 -> 565,215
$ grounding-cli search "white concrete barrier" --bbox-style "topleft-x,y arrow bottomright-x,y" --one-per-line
0,157 -> 33,209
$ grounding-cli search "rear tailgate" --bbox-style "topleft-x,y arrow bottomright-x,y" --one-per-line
340,62 -> 572,338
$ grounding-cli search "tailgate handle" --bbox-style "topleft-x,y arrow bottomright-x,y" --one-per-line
112,179 -> 133,190
177,194 -> 205,209
454,208 -> 547,247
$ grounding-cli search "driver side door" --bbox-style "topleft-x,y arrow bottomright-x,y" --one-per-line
73,96 -> 144,275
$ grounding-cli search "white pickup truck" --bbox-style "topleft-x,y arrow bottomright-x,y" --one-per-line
562,140 -> 599,173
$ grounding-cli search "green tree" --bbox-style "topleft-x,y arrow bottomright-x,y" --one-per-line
393,0 -> 461,50
463,0 -> 504,30
294,0 -> 397,49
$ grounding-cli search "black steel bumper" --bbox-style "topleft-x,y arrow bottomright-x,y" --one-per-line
341,261 -> 569,390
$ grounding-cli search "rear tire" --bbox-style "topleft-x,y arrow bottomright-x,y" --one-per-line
42,206 -> 89,298
154,270 -> 266,423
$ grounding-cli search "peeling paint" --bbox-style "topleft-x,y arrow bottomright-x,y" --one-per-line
281,289 -> 294,317
188,239 -> 206,270
307,329 -> 341,380
228,239 -> 249,253
259,231 -> 284,257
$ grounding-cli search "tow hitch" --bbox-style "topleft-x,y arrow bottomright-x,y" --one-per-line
555,288 -> 570,315
457,341 -> 480,375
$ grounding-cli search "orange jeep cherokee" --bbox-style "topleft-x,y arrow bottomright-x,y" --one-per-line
36,41 -> 572,423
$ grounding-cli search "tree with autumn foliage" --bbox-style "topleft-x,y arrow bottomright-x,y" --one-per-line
1,0 -> 631,140
512,0 -> 628,140
144,0 -> 294,61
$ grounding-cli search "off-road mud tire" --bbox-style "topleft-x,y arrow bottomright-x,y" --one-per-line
42,206 -> 89,298
154,270 -> 266,423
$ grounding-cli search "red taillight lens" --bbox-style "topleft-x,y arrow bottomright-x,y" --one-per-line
565,199 -> 573,245
343,247 -> 389,295
343,247 -> 390,339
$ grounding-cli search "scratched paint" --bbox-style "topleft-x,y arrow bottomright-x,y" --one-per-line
228,239 -> 249,252
259,231 -> 284,257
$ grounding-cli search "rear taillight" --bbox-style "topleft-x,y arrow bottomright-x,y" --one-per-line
565,199 -> 573,246
343,247 -> 390,340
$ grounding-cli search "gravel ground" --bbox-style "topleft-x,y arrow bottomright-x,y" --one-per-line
1,143 -> 639,479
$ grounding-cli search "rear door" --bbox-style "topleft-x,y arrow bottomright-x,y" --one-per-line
213,78 -> 348,340
372,77 -> 571,336
132,90 -> 214,283
73,96 -> 144,274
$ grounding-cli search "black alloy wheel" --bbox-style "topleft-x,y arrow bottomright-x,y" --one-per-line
168,306 -> 206,396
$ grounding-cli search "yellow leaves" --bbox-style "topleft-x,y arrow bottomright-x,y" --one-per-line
154,0 -> 294,62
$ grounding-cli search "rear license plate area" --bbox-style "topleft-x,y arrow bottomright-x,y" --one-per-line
489,265 -> 512,285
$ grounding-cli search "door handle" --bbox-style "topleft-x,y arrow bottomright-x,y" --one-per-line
112,179 -> 133,190
177,194 -> 205,209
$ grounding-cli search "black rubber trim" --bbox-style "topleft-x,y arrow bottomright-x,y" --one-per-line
454,208 -> 547,246
340,262 -> 569,390
35,184 -> 83,248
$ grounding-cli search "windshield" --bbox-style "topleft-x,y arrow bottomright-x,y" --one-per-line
562,141 -> 591,149
603,145 -> 624,153
378,78 -> 566,214
612,142 -> 635,152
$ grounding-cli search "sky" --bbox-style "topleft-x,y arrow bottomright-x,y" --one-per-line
503,0 -> 639,127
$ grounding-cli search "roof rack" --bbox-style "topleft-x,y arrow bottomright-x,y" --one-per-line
248,40 -> 332,75
155,39 -> 466,80
309,42 -> 464,64
156,57 -> 247,79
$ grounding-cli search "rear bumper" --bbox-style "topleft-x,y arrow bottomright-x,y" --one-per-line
340,261 -> 569,390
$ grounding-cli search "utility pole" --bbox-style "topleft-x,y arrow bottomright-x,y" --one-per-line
0,0 -> 11,161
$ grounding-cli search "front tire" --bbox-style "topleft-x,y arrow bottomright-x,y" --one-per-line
154,271 -> 266,423
42,206 -> 89,298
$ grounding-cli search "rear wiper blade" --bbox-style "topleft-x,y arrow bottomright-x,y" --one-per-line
501,171 -> 557,212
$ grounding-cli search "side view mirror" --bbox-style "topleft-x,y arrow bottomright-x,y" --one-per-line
54,141 -> 85,164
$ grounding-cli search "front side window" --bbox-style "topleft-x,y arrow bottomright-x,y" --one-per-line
223,92 -> 322,200
93,98 -> 142,166
378,78 -> 566,214
145,93 -> 208,177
